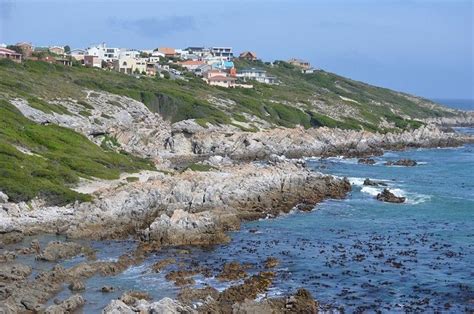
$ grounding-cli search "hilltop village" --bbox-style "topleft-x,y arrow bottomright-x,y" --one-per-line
0,42 -> 314,88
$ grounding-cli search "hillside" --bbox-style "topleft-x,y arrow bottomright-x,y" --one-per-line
0,59 -> 457,132
0,58 -> 462,205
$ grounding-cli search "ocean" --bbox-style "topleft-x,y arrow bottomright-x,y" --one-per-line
12,130 -> 474,312
434,99 -> 474,111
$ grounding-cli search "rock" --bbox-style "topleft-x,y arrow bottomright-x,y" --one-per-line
363,178 -> 387,186
178,286 -> 220,304
36,241 -> 84,262
120,291 -> 151,306
102,299 -> 135,314
0,191 -> 9,203
376,189 -> 406,203
217,262 -> 248,281
284,288 -> 318,313
264,257 -> 279,269
101,285 -> 115,293
68,280 -> 85,291
358,158 -> 376,165
151,258 -> 176,272
44,294 -> 85,313
385,159 -> 417,166
165,270 -> 197,286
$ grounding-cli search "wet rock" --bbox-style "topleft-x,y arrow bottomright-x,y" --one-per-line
358,158 -> 376,165
101,285 -> 115,293
120,291 -> 151,306
363,178 -> 387,186
217,261 -> 248,281
385,159 -> 418,167
143,209 -> 239,247
264,257 -> 279,269
376,189 -> 406,203
68,280 -> 85,291
36,241 -> 84,262
151,258 -> 176,272
44,294 -> 85,313
178,286 -> 219,304
0,250 -> 16,263
165,270 -> 197,286
102,299 -> 135,314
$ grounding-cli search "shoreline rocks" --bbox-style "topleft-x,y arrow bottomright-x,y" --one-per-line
385,159 -> 418,167
376,189 -> 406,203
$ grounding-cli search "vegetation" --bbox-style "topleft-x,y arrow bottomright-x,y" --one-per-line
0,58 -> 453,134
0,100 -> 153,205
182,163 -> 216,172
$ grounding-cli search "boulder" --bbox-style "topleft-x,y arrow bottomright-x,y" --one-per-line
358,158 -> 376,165
0,191 -> 9,203
264,257 -> 279,269
363,178 -> 387,186
36,241 -> 84,262
376,189 -> 406,203
44,295 -> 85,314
385,159 -> 417,167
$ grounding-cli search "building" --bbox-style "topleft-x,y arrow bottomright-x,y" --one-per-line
16,42 -> 33,57
288,58 -> 311,70
157,47 -> 176,58
113,57 -> 146,74
84,55 -> 102,68
49,46 -> 65,55
0,47 -> 22,62
146,63 -> 157,76
211,47 -> 233,59
194,63 -> 212,76
206,75 -> 236,88
301,68 -> 315,74
119,49 -> 140,59
55,57 -> 72,66
239,51 -> 257,61
237,68 -> 278,84
178,60 -> 206,71
86,43 -> 120,62
69,49 -> 86,61
185,47 -> 211,59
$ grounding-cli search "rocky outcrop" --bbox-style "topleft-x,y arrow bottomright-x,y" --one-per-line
36,241 -> 84,262
376,189 -> 406,203
385,159 -> 418,167
363,178 -> 387,186
358,158 -> 376,165
103,297 -> 195,314
1,161 -> 351,246
44,295 -> 85,314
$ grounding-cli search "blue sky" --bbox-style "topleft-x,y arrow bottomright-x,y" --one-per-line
0,0 -> 472,99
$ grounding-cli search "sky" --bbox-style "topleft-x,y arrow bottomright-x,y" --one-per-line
0,0 -> 472,100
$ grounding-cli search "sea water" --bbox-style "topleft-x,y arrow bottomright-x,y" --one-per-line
14,130 -> 474,312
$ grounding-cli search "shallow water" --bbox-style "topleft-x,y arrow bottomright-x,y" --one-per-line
8,132 -> 474,312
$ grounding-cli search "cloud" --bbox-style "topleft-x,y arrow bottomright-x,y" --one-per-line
110,16 -> 196,38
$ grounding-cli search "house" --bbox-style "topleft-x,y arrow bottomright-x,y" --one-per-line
288,58 -> 311,70
0,47 -> 22,62
237,67 -> 278,84
113,57 -> 146,74
86,43 -> 120,62
84,55 -> 102,68
204,72 -> 236,88
16,42 -> 33,57
146,63 -> 157,76
178,60 -> 206,71
68,49 -> 85,62
211,47 -> 233,59
185,47 -> 211,59
55,57 -> 72,66
194,63 -> 212,76
157,47 -> 176,58
239,51 -> 257,61
49,46 -> 65,55
119,49 -> 140,59
301,68 -> 315,74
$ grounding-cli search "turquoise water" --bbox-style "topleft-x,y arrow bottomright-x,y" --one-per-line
10,131 -> 474,312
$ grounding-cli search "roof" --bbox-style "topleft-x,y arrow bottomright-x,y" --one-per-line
240,67 -> 266,73
158,47 -> 176,55
208,75 -> 236,82
179,60 -> 206,66
239,51 -> 257,58
0,47 -> 21,56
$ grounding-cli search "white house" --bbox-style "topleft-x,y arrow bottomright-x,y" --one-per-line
211,47 -> 233,59
237,68 -> 278,84
86,43 -> 121,62
119,49 -> 140,59
113,57 -> 146,74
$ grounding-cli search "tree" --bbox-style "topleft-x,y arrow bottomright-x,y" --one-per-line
6,45 -> 22,54
64,45 -> 71,54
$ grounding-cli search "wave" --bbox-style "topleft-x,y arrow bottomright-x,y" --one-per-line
360,186 -> 430,205
349,177 -> 391,187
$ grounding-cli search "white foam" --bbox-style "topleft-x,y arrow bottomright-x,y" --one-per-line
360,186 -> 381,197
360,186 -> 430,205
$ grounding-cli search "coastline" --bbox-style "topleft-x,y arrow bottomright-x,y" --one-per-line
1,123 -> 473,312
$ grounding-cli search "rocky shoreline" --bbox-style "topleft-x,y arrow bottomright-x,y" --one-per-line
1,92 -> 474,312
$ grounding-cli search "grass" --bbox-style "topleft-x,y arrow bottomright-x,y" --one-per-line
0,59 -> 454,133
182,163 -> 216,172
0,100 -> 153,205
